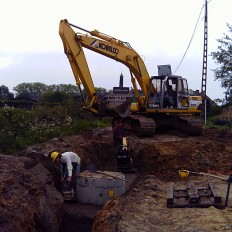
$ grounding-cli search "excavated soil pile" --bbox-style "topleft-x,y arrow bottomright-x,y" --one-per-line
1,127 -> 232,231
129,129 -> 232,175
0,153 -> 63,232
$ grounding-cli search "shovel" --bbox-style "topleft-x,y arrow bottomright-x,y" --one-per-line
179,169 -> 227,181
225,167 -> 232,207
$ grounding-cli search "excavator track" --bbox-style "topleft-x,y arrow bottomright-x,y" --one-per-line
154,114 -> 203,136
114,114 -> 203,137
174,115 -> 203,136
122,115 -> 156,137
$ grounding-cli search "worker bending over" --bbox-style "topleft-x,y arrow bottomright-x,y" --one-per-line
51,151 -> 81,182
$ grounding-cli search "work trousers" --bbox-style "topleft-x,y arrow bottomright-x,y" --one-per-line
61,162 -> 81,190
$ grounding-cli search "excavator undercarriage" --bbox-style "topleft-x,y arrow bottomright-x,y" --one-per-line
113,114 -> 202,137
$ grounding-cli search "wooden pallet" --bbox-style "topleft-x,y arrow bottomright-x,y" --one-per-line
167,180 -> 222,208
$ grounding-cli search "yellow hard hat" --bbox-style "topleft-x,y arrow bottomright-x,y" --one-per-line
51,151 -> 59,162
179,170 -> 189,178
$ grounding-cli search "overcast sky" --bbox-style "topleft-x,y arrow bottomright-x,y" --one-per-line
1,0 -> 231,100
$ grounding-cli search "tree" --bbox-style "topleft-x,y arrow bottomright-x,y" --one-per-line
211,23 -> 232,99
13,83 -> 80,101
0,85 -> 14,100
41,84 -> 80,103
95,87 -> 108,96
47,84 -> 80,95
40,91 -> 68,103
81,87 -> 109,100
13,82 -> 48,100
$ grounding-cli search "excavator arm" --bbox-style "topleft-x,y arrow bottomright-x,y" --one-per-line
59,19 -> 153,111
59,20 -> 98,114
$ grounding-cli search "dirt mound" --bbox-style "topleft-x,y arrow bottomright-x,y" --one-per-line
0,154 -> 63,231
129,130 -> 232,175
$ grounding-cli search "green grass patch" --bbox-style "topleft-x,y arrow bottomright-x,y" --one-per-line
0,106 -> 109,154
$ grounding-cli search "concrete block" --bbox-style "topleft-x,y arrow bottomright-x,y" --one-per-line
76,171 -> 126,205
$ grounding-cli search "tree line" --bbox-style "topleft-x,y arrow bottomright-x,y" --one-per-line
0,83 -> 109,104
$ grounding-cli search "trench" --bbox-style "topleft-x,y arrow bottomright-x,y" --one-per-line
59,212 -> 96,232
57,141 -> 139,232
51,129 -> 232,232
55,133 -> 190,231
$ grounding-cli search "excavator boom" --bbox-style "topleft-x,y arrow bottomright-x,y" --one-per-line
59,19 -> 152,109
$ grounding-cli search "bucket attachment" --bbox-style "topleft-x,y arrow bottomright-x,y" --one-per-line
98,90 -> 132,118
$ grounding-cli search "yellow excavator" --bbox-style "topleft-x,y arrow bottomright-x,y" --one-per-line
59,19 -> 203,136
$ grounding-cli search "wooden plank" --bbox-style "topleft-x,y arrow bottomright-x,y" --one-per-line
167,182 -> 174,205
198,189 -> 212,197
173,197 -> 189,206
199,196 -> 215,205
173,190 -> 188,197
208,181 -> 222,204
187,182 -> 199,204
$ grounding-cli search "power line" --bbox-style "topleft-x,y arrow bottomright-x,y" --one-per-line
173,4 -> 205,74
173,0 -> 216,74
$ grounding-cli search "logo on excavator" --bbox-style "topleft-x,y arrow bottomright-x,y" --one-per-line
90,40 -> 119,54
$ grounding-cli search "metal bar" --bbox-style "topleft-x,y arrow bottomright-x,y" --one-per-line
69,23 -> 91,34
225,168 -> 232,207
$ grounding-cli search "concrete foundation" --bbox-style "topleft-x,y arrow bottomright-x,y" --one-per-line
76,170 -> 126,205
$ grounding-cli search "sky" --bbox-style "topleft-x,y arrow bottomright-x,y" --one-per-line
0,0 -> 231,101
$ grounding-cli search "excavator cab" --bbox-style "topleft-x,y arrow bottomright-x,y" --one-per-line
147,75 -> 189,110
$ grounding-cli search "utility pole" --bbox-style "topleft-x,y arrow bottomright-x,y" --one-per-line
201,0 -> 208,125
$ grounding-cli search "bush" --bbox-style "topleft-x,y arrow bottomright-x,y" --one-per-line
0,105 -> 108,154
67,119 -> 108,134
207,105 -> 223,117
